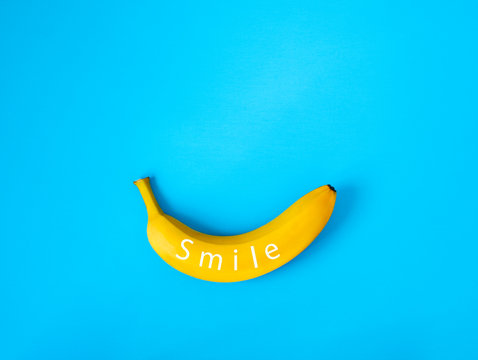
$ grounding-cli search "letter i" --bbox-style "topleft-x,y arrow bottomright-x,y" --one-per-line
234,249 -> 238,271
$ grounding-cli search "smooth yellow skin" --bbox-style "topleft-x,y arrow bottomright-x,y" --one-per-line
134,177 -> 336,282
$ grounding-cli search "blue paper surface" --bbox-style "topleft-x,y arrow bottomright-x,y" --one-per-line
1,1 -> 478,359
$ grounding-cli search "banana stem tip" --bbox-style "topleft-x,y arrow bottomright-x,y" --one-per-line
133,177 -> 150,185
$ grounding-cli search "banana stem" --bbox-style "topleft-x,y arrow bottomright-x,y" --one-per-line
134,177 -> 163,217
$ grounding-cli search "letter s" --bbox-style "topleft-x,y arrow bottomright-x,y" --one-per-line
176,239 -> 194,260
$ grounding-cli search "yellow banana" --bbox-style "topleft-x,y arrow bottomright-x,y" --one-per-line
134,177 -> 336,282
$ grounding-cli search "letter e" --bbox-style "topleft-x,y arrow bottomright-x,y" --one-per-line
265,244 -> 280,260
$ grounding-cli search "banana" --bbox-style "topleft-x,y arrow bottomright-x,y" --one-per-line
134,177 -> 336,282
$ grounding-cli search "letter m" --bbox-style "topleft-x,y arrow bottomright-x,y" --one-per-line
199,252 -> 222,270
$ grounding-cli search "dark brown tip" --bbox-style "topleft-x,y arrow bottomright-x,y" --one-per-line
327,184 -> 336,192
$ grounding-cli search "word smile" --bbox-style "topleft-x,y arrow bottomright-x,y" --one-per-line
176,239 -> 280,271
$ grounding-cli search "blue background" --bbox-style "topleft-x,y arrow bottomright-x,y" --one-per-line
1,1 -> 478,359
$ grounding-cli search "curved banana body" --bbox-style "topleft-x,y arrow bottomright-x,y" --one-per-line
134,177 -> 336,282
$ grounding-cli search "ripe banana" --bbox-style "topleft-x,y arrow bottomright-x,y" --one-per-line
134,177 -> 336,282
